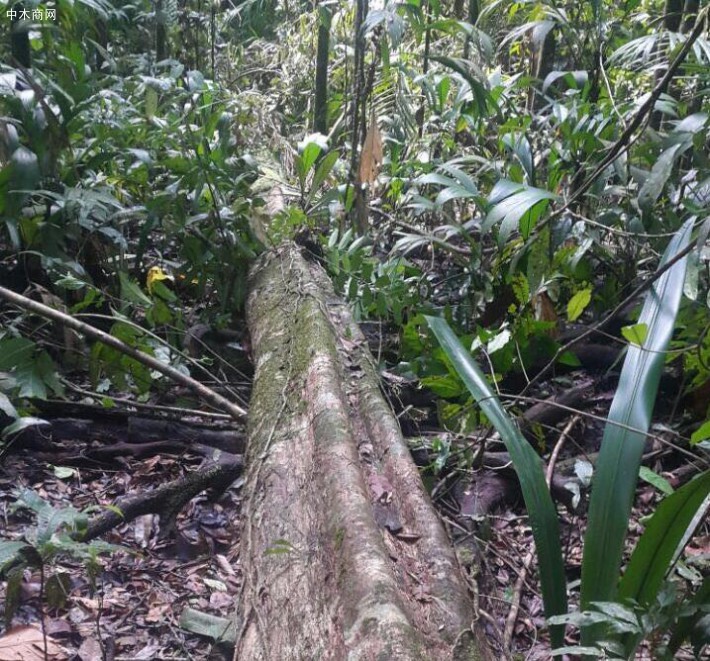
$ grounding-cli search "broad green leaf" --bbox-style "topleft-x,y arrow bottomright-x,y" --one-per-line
502,133 -> 534,182
638,466 -> 674,495
0,338 -> 35,372
557,351 -> 581,367
1,417 -> 50,441
0,393 -> 18,419
425,316 -> 567,647
430,56 -> 492,117
637,144 -> 682,213
483,182 -> 558,243
119,272 -> 152,306
307,150 -> 339,204
567,289 -> 592,322
297,134 -> 328,181
621,323 -> 648,347
580,219 -> 694,635
0,541 -> 29,571
690,420 -> 710,445
618,470 -> 710,656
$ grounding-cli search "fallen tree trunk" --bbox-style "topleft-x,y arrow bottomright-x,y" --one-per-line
235,243 -> 492,660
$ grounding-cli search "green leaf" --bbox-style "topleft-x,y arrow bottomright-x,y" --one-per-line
690,420 -> 710,445
638,466 -> 674,495
618,470 -> 710,656
52,466 -> 77,480
558,351 -> 582,367
567,289 -> 592,322
621,323 -> 648,347
0,393 -> 18,419
425,316 -> 567,647
296,134 -> 327,184
0,337 -> 35,371
0,541 -> 30,572
430,55 -> 492,117
637,144 -> 682,213
667,573 -> 710,655
483,181 -> 558,243
487,328 -> 512,354
580,219 -> 694,633
119,272 -> 152,306
307,150 -> 339,205
1,417 -> 50,441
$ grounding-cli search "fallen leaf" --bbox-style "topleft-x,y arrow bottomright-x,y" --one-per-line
0,625 -> 64,660
78,637 -> 102,661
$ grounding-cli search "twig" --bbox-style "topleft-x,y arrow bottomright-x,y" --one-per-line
0,285 -> 246,421
55,385 -> 233,420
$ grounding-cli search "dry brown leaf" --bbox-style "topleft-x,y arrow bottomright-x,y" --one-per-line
77,637 -> 102,661
532,291 -> 558,337
0,625 -> 64,660
358,118 -> 383,186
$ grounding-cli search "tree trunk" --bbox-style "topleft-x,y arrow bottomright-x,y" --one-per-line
682,0 -> 701,33
650,0 -> 685,129
235,243 -> 491,660
156,0 -> 168,61
313,5 -> 331,134
349,0 -> 369,234
11,3 -> 31,68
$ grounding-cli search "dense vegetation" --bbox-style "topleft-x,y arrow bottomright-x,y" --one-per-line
0,0 -> 709,658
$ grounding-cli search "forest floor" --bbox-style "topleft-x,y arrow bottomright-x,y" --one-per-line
0,351 -> 705,660
0,252 -> 707,660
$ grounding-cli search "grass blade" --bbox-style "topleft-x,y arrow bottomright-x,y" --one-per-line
425,316 -> 567,647
580,219 -> 694,617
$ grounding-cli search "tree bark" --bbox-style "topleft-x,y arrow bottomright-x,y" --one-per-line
235,243 -> 491,659
156,0 -> 168,61
313,4 -> 331,134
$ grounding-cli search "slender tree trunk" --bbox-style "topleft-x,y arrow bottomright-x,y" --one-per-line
349,0 -> 369,234
156,0 -> 168,61
650,0 -> 685,129
313,4 -> 331,134
665,0 -> 684,31
417,1 -> 433,136
95,18 -> 109,72
211,2 -> 216,79
682,0 -> 701,33
11,3 -> 31,68
463,0 -> 480,59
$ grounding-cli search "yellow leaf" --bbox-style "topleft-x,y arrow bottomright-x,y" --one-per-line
146,266 -> 174,294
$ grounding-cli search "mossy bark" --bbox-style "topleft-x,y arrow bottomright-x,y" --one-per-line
235,243 -> 491,660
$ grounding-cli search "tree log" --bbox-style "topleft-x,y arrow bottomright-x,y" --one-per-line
235,243 -> 491,660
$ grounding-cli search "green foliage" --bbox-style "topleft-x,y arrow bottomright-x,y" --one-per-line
426,315 -> 567,647
427,220 -> 707,655
581,219 -> 694,622
0,335 -> 63,401
0,488 -> 124,627
325,228 -> 423,325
